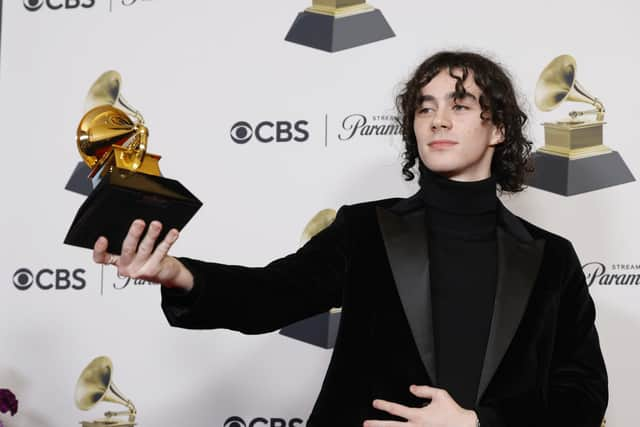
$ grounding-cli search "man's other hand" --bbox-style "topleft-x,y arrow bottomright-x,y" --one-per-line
363,385 -> 478,427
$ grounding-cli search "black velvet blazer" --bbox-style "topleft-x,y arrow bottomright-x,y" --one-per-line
162,193 -> 608,427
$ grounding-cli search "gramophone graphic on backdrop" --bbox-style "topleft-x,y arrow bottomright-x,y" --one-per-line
285,0 -> 394,52
64,71 -> 202,254
528,54 -> 635,196
75,356 -> 137,427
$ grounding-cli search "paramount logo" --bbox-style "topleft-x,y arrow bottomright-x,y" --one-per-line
338,113 -> 401,141
583,262 -> 640,287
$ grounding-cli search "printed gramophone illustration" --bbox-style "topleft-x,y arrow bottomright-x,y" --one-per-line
280,208 -> 342,349
64,71 -> 202,254
528,54 -> 635,196
75,356 -> 136,427
285,0 -> 394,52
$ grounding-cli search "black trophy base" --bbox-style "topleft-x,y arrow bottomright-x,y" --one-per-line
280,310 -> 341,349
285,9 -> 394,52
527,151 -> 635,196
64,168 -> 202,254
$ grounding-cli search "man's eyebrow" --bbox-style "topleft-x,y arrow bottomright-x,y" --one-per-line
417,91 -> 478,104
449,91 -> 477,102
417,94 -> 435,104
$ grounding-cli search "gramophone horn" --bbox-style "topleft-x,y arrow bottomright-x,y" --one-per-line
85,70 -> 144,123
75,356 -> 136,418
535,54 -> 604,115
76,105 -> 139,170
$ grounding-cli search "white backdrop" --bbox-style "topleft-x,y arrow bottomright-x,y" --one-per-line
1,0 -> 639,425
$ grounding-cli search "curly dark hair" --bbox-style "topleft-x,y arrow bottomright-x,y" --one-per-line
396,51 -> 533,193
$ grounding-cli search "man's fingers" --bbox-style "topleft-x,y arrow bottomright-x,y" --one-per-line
93,236 -> 110,264
137,221 -> 163,258
92,223 -> 178,283
146,228 -> 180,269
410,384 -> 444,400
93,237 -> 119,266
371,399 -> 415,420
120,219 -> 146,264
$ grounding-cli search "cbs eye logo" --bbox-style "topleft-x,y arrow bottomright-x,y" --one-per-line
23,0 -> 96,12
230,120 -> 309,144
13,269 -> 34,290
230,122 -> 253,144
223,416 -> 303,427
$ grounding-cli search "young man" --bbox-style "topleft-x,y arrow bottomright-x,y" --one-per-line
94,51 -> 608,427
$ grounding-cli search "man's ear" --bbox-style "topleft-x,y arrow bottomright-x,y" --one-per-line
489,124 -> 505,147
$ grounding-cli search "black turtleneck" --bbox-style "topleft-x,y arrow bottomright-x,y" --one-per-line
418,166 -> 498,409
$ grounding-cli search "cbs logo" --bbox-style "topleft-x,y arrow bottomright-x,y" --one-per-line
223,416 -> 304,427
13,268 -> 86,290
230,121 -> 309,144
23,0 -> 95,11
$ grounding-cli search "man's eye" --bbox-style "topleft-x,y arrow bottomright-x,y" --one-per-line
418,107 -> 433,114
453,104 -> 469,111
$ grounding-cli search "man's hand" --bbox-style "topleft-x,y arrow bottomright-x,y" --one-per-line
92,219 -> 194,291
363,385 -> 478,427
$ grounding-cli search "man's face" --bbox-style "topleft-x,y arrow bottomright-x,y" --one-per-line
414,68 -> 504,181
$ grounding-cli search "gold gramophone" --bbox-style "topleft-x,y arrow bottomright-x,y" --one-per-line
527,54 -> 634,195
78,71 -> 161,182
285,0 -> 394,52
280,209 -> 342,349
75,356 -> 136,427
64,71 -> 202,254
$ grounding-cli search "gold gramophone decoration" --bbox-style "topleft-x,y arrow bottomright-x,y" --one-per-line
307,0 -> 374,15
528,54 -> 634,195
64,71 -> 202,254
280,208 -> 342,349
285,0 -> 394,52
299,208 -> 337,244
75,356 -> 136,427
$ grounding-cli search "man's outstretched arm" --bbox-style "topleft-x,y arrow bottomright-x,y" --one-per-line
94,208 -> 350,334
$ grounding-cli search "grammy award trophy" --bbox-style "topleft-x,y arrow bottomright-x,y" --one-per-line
64,71 -> 202,254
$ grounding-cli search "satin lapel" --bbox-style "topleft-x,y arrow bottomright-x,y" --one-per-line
475,207 -> 545,404
376,205 -> 437,384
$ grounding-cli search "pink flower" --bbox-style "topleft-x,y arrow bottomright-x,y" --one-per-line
0,389 -> 18,416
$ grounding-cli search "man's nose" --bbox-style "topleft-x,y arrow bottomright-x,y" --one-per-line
431,109 -> 452,130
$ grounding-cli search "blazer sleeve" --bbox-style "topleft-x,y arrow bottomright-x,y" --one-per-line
160,206 -> 350,334
477,242 -> 608,427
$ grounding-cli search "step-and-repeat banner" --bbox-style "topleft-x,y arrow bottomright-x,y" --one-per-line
1,1 -> 638,426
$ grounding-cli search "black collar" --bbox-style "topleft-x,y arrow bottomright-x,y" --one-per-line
388,191 -> 534,243
418,166 -> 497,216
